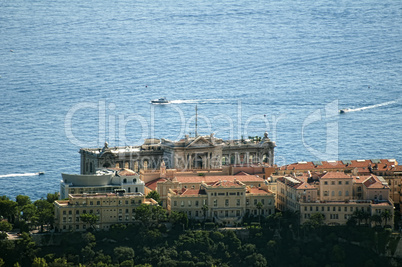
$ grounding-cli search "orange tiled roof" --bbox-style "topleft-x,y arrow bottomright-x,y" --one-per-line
175,175 -> 264,183
247,187 -> 272,195
352,175 -> 370,184
363,175 -> 389,189
118,168 -> 138,176
145,178 -> 166,191
321,172 -> 352,179
181,188 -> 206,196
279,159 -> 398,173
210,180 -> 243,188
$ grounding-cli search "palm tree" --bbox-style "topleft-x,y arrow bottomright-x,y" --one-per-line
381,210 -> 392,227
362,212 -> 371,226
201,204 -> 208,222
256,202 -> 263,223
353,210 -> 364,226
371,214 -> 382,227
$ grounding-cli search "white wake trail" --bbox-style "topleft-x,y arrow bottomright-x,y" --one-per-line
345,100 -> 398,113
0,173 -> 41,178
169,99 -> 231,104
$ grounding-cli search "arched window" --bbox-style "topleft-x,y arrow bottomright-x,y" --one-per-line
331,191 -> 335,196
90,162 -> 93,173
222,156 -> 227,165
230,155 -> 235,164
128,187 -> 131,193
123,178 -> 127,183
133,178 -> 137,183
135,187 -> 138,192
134,161 -> 139,172
143,160 -> 148,170
338,191 -> 342,196
345,190 -> 349,196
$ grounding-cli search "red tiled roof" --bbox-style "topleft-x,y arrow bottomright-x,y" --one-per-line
118,169 -> 138,176
279,159 -> 398,173
321,172 -> 352,179
181,188 -> 206,196
235,171 -> 250,176
210,180 -> 243,188
352,175 -> 370,184
363,175 -> 389,189
247,187 -> 272,195
145,178 -> 166,191
175,175 -> 264,183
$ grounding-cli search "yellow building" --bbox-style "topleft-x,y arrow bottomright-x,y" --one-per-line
167,179 -> 275,225
54,191 -> 157,232
277,172 -> 394,226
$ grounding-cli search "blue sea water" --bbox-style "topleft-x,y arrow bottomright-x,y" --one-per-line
0,0 -> 401,201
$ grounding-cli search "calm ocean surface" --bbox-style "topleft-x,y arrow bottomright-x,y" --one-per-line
1,0 -> 401,200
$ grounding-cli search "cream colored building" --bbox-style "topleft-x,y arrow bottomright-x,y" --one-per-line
277,172 -> 394,226
54,191 -> 157,232
79,132 -> 276,174
60,169 -> 145,199
167,179 -> 275,225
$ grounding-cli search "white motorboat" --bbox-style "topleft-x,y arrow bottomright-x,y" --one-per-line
150,97 -> 169,104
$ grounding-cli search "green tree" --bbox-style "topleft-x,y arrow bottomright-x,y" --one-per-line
80,214 -> 99,231
146,191 -> 160,203
46,193 -> 59,204
32,257 -> 48,267
135,204 -> 153,227
16,195 -> 31,208
0,196 -> 17,223
381,210 -> 392,226
113,246 -> 134,263
151,205 -> 167,224
0,220 -> 12,240
353,210 -> 364,226
256,202 -> 263,223
169,211 -> 188,230
34,199 -> 54,232
244,253 -> 267,267
15,232 -> 38,265
201,204 -> 209,222
371,214 -> 382,226
82,232 -> 96,247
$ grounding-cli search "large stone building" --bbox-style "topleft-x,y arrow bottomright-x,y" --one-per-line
60,168 -> 145,199
277,159 -> 402,211
167,179 -> 275,225
276,171 -> 394,226
54,191 -> 158,232
79,132 -> 276,174
143,164 -> 277,208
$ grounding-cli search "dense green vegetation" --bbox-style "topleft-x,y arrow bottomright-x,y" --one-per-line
1,194 -> 401,266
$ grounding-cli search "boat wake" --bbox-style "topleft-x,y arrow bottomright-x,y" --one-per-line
169,99 -> 231,104
0,172 -> 43,178
340,99 -> 398,113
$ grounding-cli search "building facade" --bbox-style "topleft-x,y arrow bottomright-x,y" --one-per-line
276,172 -> 394,226
79,132 -> 275,174
60,169 -> 145,199
54,191 -> 157,232
167,179 -> 275,225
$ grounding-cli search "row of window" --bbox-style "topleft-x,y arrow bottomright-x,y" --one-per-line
303,206 -> 370,212
323,190 -> 350,197
323,180 -> 350,185
73,199 -> 143,206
